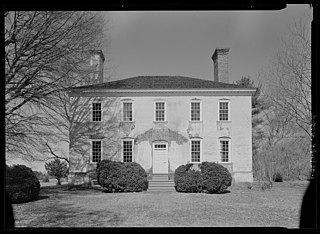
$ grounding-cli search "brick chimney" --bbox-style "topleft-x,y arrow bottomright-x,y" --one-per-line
89,50 -> 105,83
212,48 -> 229,83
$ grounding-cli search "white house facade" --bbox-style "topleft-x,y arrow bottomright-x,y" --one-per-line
68,48 -> 256,187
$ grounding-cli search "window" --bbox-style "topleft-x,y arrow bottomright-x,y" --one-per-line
91,140 -> 102,163
191,102 -> 201,121
155,102 -> 165,121
123,140 -> 133,162
191,140 -> 201,163
220,140 -> 229,162
219,101 -> 229,121
123,102 -> 133,121
92,102 -> 102,122
154,144 -> 166,149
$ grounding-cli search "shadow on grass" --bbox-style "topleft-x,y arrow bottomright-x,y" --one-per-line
34,195 -> 50,201
218,190 -> 231,194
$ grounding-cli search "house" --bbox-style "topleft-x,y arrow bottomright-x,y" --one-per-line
67,48 -> 256,189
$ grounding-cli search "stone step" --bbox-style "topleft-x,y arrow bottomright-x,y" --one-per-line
148,186 -> 176,191
148,181 -> 175,186
151,174 -> 169,181
148,179 -> 176,192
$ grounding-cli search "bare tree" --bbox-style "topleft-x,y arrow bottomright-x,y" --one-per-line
5,11 -> 106,161
263,12 -> 312,139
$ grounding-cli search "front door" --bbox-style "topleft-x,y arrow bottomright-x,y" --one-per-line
153,142 -> 168,174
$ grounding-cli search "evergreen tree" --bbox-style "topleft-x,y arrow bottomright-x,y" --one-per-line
45,159 -> 68,185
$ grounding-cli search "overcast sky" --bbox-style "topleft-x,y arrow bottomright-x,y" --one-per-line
105,5 -> 311,84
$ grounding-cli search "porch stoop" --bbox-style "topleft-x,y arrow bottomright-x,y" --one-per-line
148,174 -> 176,192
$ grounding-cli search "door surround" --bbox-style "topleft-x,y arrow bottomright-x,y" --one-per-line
152,141 -> 169,174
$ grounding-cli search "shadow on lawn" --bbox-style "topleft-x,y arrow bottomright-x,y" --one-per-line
34,195 -> 50,201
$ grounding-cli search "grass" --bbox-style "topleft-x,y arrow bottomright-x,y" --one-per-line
11,180 -> 309,228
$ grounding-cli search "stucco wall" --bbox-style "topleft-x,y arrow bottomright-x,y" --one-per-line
69,94 -> 253,183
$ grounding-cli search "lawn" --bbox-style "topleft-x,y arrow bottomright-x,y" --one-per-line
12,180 -> 309,228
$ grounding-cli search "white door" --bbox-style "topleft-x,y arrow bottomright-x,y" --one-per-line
153,143 -> 168,174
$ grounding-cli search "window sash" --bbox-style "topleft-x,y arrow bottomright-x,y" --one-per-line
191,102 -> 201,121
219,102 -> 229,121
92,102 -> 102,122
123,102 -> 133,121
191,140 -> 201,163
220,140 -> 229,162
123,141 -> 133,162
92,141 -> 101,163
155,102 -> 165,121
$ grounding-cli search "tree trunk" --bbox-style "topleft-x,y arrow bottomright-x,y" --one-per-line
56,178 -> 61,185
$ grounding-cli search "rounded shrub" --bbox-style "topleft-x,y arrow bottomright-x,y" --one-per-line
6,165 -> 40,204
174,164 -> 202,192
200,161 -> 232,193
174,161 -> 232,194
96,160 -> 148,192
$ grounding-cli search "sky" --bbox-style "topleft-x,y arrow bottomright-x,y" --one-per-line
104,5 -> 311,84
8,5 -> 312,173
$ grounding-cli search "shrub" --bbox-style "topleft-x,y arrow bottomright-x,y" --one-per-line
200,161 -> 232,193
96,160 -> 148,192
6,165 -> 40,204
45,159 -> 68,185
273,172 -> 283,182
174,161 -> 232,194
174,164 -> 202,192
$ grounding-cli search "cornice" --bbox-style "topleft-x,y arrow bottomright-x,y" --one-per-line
68,88 -> 256,97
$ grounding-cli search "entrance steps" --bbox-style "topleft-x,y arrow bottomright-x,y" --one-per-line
148,174 -> 176,192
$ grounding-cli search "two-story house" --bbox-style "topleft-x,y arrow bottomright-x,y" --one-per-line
67,48 -> 256,188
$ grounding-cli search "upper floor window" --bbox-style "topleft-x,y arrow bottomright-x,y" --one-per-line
91,140 -> 102,163
92,102 -> 102,122
220,139 -> 230,163
191,101 -> 201,121
191,140 -> 201,163
219,101 -> 229,121
123,102 -> 133,122
123,140 -> 134,162
155,102 -> 166,122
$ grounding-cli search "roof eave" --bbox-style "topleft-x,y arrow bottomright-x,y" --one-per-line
68,88 -> 257,97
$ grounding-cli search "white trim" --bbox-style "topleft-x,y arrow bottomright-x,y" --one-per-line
190,138 -> 202,163
190,99 -> 202,122
90,139 -> 102,164
218,99 -> 230,121
218,138 -> 231,163
121,100 -> 134,122
121,138 -> 135,162
154,100 -> 167,122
